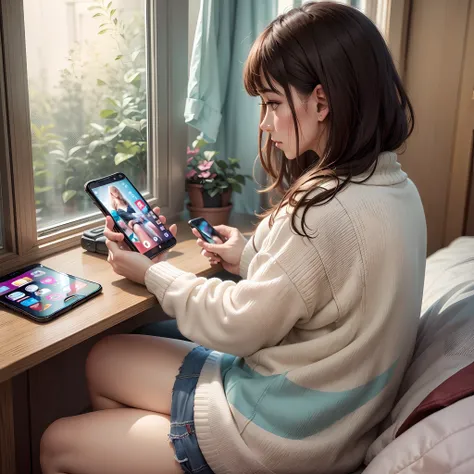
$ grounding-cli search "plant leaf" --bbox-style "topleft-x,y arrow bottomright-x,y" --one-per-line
122,96 -> 133,108
100,109 -> 118,119
34,186 -> 53,194
110,8 -> 116,16
69,145 -> 85,157
235,175 -> 245,185
231,182 -> 242,193
192,135 -> 208,149
65,176 -> 77,187
115,54 -> 123,61
114,152 -> 134,165
97,78 -> 107,86
122,118 -> 141,132
131,50 -> 140,62
93,13 -> 104,18
106,97 -> 119,108
107,1 -> 113,9
88,140 -> 105,153
203,150 -> 218,160
98,29 -> 110,35
49,149 -> 66,158
124,70 -> 140,85
34,169 -> 49,177
90,123 -> 105,133
62,190 -> 77,203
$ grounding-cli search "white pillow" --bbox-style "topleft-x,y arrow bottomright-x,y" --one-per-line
363,396 -> 474,474
365,237 -> 474,469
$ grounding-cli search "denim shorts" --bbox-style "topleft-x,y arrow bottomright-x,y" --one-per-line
169,346 -> 215,474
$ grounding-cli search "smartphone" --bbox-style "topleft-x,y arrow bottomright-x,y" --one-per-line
0,264 -> 102,323
188,217 -> 226,244
84,172 -> 176,259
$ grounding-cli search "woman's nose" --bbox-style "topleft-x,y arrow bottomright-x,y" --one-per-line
259,120 -> 273,132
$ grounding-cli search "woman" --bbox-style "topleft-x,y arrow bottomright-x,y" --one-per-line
40,3 -> 426,474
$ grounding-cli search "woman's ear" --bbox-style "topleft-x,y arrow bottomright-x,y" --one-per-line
312,84 -> 329,121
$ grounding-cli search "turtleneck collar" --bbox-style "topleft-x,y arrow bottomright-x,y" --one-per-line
354,151 -> 407,186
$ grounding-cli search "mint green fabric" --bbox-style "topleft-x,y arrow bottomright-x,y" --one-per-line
221,357 -> 398,439
185,0 -> 278,215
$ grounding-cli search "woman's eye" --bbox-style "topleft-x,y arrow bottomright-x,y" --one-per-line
259,101 -> 280,111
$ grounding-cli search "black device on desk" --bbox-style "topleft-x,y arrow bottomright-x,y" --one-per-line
81,226 -> 109,255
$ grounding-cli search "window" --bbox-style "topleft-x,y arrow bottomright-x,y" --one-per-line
0,0 -> 188,273
24,0 -> 148,231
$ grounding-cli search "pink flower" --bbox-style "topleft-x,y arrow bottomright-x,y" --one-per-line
187,146 -> 200,156
210,173 -> 217,178
199,171 -> 211,179
186,169 -> 197,179
197,160 -> 214,171
187,156 -> 194,164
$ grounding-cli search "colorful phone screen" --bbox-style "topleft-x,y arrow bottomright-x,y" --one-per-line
0,265 -> 101,320
89,175 -> 175,256
193,218 -> 221,244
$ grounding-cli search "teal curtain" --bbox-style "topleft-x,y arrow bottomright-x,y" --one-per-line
184,0 -> 278,215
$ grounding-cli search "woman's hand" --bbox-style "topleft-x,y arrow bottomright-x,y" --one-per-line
192,225 -> 247,275
104,207 -> 178,285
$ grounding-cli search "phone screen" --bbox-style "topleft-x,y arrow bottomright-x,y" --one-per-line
193,218 -> 221,244
0,265 -> 101,320
88,175 -> 175,256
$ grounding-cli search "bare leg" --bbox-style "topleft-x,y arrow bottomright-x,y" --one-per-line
40,408 -> 182,474
41,335 -> 197,473
86,334 -> 197,414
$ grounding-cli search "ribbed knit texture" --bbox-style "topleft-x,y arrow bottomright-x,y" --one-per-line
145,152 -> 427,474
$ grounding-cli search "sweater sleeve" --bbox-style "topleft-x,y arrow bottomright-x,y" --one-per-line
239,236 -> 257,279
145,216 -> 331,356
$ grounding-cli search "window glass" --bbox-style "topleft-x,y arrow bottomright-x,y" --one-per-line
24,0 -> 147,230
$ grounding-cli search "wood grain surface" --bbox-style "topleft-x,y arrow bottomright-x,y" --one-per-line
0,213 -> 257,384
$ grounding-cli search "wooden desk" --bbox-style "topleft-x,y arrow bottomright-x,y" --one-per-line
0,213 -> 257,474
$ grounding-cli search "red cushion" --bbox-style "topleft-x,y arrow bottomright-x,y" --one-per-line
396,361 -> 474,437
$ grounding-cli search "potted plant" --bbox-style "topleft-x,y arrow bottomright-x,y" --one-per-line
185,134 -> 252,225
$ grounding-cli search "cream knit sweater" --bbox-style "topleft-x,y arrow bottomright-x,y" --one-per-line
145,152 -> 427,474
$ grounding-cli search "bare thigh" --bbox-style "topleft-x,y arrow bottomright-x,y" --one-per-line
40,408 -> 182,474
86,334 -> 197,415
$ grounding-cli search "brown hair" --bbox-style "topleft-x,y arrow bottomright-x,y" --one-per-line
243,1 -> 414,237
108,185 -> 129,211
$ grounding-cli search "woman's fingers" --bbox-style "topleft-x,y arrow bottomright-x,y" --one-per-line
104,217 -> 124,242
169,223 -> 178,238
201,249 -> 220,261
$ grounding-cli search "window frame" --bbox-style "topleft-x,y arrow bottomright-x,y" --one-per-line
0,0 -> 188,274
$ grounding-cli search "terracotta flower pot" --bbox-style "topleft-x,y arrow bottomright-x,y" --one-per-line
187,183 -> 232,208
186,182 -> 233,225
187,203 -> 233,226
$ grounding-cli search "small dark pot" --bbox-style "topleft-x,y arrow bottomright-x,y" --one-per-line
187,182 -> 232,209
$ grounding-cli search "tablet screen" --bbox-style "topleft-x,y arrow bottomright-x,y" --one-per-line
0,265 -> 101,320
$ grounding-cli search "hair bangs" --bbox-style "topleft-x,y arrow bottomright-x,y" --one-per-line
243,27 -> 284,97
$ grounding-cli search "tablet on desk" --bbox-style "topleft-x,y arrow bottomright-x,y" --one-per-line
0,264 -> 102,323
